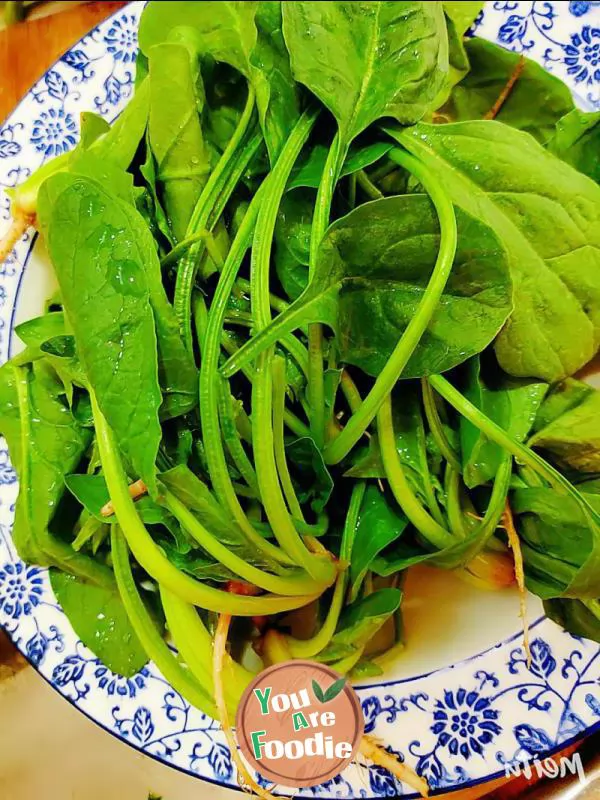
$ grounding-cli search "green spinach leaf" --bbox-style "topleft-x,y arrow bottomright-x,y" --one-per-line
148,42 -> 211,241
440,38 -> 574,143
227,195 -> 512,379
0,360 -> 111,586
348,485 -> 409,601
529,388 -> 600,473
37,174 -> 163,491
392,121 -> 600,381
50,570 -> 148,676
282,1 -> 448,140
460,356 -> 547,488
547,109 -> 600,184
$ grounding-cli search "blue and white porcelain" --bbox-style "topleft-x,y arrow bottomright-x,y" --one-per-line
0,3 -> 599,797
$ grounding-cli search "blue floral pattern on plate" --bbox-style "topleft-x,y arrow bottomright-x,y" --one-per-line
0,2 -> 599,797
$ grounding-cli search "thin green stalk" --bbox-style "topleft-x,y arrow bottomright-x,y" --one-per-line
161,229 -> 225,271
428,375 -> 595,505
249,109 -> 333,585
161,487 -> 322,596
340,369 -> 363,414
217,380 -> 258,494
308,132 -> 348,448
272,356 -> 305,521
222,329 -> 311,439
329,649 -> 363,675
235,277 -> 291,317
422,459 -> 446,530
421,377 -> 461,471
193,292 -> 209,356
93,395 -> 318,614
111,525 -> 218,717
286,481 -> 365,658
348,173 -> 357,209
323,148 -> 458,465
378,393 -> 454,550
174,88 -> 259,351
160,588 -> 253,715
356,169 -> 384,200
254,514 -> 330,539
223,311 -> 309,377
198,183 -> 294,566
444,465 -> 469,538
430,373 -> 600,593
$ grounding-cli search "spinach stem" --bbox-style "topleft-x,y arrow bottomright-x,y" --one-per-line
444,465 -> 469,538
250,109 -> 334,584
323,148 -> 458,465
93,394 -> 319,613
308,132 -> 347,448
199,182 -> 295,566
356,169 -> 383,200
160,228 -> 224,271
340,369 -> 363,414
160,588 -> 253,715
378,393 -> 454,550
235,277 -> 291,316
222,328 -> 311,439
272,356 -> 305,522
223,311 -> 309,377
421,377 -> 461,471
111,525 -> 218,717
429,373 -> 600,593
286,481 -> 365,658
174,87 -> 259,351
162,486 -> 324,595
217,380 -> 258,494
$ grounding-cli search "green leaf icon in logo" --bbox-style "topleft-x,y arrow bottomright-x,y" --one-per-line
312,676 -> 346,703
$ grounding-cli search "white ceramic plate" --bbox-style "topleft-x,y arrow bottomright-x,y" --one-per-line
1,2 -> 600,797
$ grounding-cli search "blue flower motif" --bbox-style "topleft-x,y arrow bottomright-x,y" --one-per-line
431,688 -> 502,760
362,695 -> 382,734
190,738 -> 233,781
514,723 -> 554,755
26,630 -> 48,666
586,693 -> 600,716
208,742 -> 233,781
94,663 -> 149,697
0,561 -> 43,619
0,449 -> 16,485
569,1 -> 600,17
498,14 -> 528,45
104,14 -> 138,63
529,639 -> 557,679
564,25 -> 600,84
30,108 -> 77,157
52,654 -> 86,686
0,122 -> 23,159
132,707 -> 154,743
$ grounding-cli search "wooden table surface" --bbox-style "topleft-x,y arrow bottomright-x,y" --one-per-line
0,1 -> 126,124
0,4 -> 579,799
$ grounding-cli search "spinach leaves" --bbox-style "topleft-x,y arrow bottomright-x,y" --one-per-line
4,0 -> 600,716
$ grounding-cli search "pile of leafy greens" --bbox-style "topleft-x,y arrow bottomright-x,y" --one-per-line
2,0 -> 600,729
